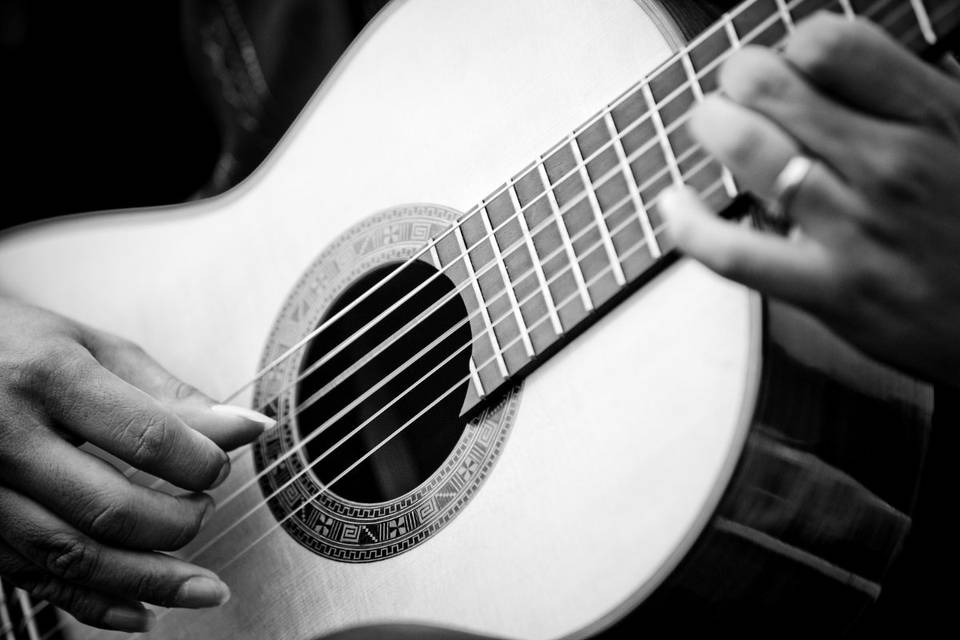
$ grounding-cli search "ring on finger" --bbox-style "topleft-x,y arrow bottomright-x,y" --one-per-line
767,155 -> 817,224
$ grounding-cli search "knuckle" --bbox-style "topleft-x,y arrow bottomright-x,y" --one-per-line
42,533 -> 98,583
84,498 -> 138,544
25,575 -> 65,603
870,138 -> 933,203
837,255 -> 885,304
163,377 -> 202,402
125,410 -> 172,467
19,340 -> 86,395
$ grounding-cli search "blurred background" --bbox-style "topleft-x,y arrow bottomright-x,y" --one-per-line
0,0 -> 953,637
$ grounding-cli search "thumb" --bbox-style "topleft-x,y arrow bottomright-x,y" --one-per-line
81,330 -> 276,450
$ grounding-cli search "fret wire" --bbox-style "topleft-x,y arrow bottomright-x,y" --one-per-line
468,356 -> 485,398
478,206 -> 535,357
911,0 -> 938,43
507,181 -> 564,336
238,114 -> 711,478
197,0 -> 791,418
535,162 -> 594,312
679,50 -> 739,199
641,83 -> 684,191
15,591 -> 39,640
140,0 -> 891,496
428,244 -> 442,269
244,0 -> 777,404
724,11 -> 742,44
603,111 -> 661,259
569,138 -> 627,286
452,225 -> 510,378
775,0 -> 796,30
838,0 -> 856,18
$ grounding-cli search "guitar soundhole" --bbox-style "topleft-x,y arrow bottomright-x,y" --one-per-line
294,261 -> 473,504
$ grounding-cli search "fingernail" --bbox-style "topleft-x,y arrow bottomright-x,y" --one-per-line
175,576 -> 231,608
211,458 -> 231,489
211,404 -> 277,431
104,606 -> 155,632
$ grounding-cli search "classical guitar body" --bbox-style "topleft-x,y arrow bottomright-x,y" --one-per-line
0,0 -> 937,638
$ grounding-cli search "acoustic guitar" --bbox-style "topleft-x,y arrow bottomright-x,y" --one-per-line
1,0 -> 956,638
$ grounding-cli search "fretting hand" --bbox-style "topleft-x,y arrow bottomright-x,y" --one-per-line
0,297 -> 275,632
660,13 -> 960,385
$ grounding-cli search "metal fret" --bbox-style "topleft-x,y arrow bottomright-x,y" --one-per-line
428,243 -> 442,269
838,0 -> 856,18
641,84 -> 683,189
724,12 -> 741,44
569,138 -> 627,287
911,0 -> 938,43
453,226 -> 509,378
478,206 -> 535,357
15,591 -> 38,640
535,162 -> 594,312
603,111 -> 661,259
679,51 -> 739,200
468,357 -> 485,398
508,182 -> 563,336
775,0 -> 796,30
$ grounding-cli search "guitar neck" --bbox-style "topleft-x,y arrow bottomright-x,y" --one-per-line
436,0 -> 960,419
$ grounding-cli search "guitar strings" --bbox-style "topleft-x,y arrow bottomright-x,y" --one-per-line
175,0 -> 932,608
141,0 -> 913,523
117,1 -> 925,602
13,0 -> 930,636
194,0 -> 927,483
218,0 -> 923,432
182,162 -> 720,564
114,0 -> 780,491
18,0 -> 924,636
120,0 -> 800,493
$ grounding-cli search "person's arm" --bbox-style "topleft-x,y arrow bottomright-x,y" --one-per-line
660,13 -> 960,386
0,297 -> 273,632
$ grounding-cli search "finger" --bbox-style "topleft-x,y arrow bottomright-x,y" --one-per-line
0,540 -> 154,632
687,95 -> 866,236
0,487 -> 229,609
84,331 -> 275,450
0,421 -> 212,551
39,345 -> 228,491
658,185 -> 833,313
718,45 -> 907,189
784,12 -> 960,137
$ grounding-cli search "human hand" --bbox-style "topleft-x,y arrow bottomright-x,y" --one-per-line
0,297 -> 275,631
660,13 -> 960,385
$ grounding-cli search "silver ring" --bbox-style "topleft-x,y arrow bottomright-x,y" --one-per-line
768,155 -> 816,223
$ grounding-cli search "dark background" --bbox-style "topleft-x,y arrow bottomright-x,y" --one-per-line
0,0 -> 952,637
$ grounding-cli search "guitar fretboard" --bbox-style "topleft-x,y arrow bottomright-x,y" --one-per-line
433,0 -> 960,416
